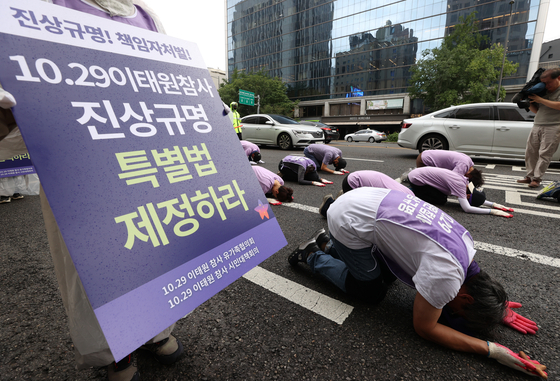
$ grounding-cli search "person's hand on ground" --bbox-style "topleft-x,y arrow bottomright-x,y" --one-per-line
320,179 -> 333,184
493,203 -> 514,212
487,342 -> 547,378
312,181 -> 326,187
502,301 -> 538,334
490,209 -> 513,218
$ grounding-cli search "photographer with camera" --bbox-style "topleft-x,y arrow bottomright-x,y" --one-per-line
517,68 -> 560,188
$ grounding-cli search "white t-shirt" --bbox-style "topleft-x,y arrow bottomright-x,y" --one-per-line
328,187 -> 476,309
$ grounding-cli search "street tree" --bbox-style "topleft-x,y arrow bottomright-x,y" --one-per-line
218,69 -> 298,117
408,12 -> 518,110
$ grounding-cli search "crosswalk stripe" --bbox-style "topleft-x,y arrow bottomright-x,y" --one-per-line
242,266 -> 354,325
475,241 -> 560,268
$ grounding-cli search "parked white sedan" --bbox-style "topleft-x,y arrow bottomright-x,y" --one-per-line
344,129 -> 387,143
241,114 -> 324,150
397,102 -> 560,160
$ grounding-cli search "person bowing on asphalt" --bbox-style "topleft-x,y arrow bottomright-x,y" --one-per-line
277,155 -> 333,187
416,150 -> 484,187
303,144 -> 348,174
402,167 -> 513,217
289,187 -> 546,379
252,165 -> 293,204
240,140 -> 264,165
318,170 -> 414,218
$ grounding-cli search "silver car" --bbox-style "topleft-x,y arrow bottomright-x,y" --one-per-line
344,129 -> 387,143
240,114 -> 324,150
397,102 -> 560,160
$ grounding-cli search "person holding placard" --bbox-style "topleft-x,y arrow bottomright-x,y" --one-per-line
0,1 -> 182,380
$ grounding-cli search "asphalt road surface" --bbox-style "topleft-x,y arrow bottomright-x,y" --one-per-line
1,141 -> 559,380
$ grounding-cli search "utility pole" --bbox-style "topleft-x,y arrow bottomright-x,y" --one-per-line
496,0 -> 515,102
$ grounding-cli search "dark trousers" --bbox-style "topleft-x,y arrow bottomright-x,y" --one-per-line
410,183 -> 448,206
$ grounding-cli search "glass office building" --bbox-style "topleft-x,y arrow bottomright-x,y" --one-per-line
227,0 -> 545,128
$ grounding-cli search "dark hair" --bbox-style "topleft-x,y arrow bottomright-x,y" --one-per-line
541,68 -> 560,80
335,157 -> 347,170
342,174 -> 352,193
468,188 -> 486,207
251,152 -> 262,162
468,168 -> 484,187
276,186 -> 294,202
462,270 -> 507,335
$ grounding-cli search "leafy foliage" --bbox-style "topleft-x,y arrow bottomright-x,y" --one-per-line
408,12 -> 518,110
218,69 -> 298,117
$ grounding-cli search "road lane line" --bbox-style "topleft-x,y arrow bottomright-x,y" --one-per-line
475,242 -> 560,268
243,266 -> 354,325
282,202 -> 319,213
485,164 -> 496,169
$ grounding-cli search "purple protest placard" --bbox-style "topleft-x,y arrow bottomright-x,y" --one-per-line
0,0 -> 287,361
0,152 -> 35,178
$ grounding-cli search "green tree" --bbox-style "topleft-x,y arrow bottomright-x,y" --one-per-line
218,69 -> 298,117
408,12 -> 518,110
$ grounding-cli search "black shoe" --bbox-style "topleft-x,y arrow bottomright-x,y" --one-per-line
311,228 -> 329,248
140,335 -> 183,365
11,193 -> 24,200
107,352 -> 140,381
319,194 -> 334,218
288,238 -> 320,266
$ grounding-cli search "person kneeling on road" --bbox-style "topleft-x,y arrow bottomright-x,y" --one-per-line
252,166 -> 293,205
416,150 -> 484,187
403,167 -> 513,217
303,144 -> 348,175
240,140 -> 264,165
277,155 -> 333,187
289,187 -> 546,379
318,170 -> 414,218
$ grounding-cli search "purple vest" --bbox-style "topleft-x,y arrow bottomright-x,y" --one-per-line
375,191 -> 479,287
52,0 -> 158,31
280,156 -> 315,170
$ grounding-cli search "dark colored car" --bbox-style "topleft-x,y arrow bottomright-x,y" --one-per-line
299,121 -> 340,143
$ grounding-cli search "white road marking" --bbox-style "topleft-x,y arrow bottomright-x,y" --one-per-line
344,157 -> 384,163
510,166 -> 560,175
243,266 -> 354,325
485,164 -> 496,169
475,242 -> 560,268
282,202 -> 319,213
505,192 -> 560,214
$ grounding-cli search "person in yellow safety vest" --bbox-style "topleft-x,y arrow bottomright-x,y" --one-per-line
230,101 -> 242,140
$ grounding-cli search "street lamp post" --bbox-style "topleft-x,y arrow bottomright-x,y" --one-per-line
496,0 -> 515,102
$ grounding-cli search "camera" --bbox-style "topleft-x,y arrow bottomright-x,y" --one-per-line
511,68 -> 546,111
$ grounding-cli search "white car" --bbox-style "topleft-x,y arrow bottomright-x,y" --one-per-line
344,129 -> 387,143
397,102 -> 560,160
240,114 -> 324,150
